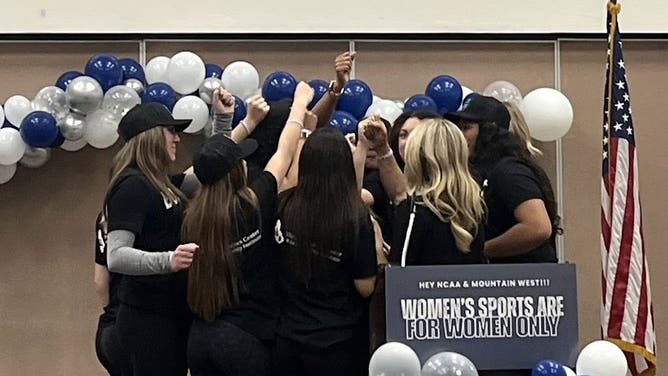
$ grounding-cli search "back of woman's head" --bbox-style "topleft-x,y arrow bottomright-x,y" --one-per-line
183,163 -> 255,321
108,126 -> 184,205
282,127 -> 368,283
403,119 -> 485,252
504,101 -> 543,157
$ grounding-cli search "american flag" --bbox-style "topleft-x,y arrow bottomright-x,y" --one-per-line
601,2 -> 657,375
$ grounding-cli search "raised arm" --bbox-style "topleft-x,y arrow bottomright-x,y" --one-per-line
210,88 -> 269,142
264,82 -> 314,185
312,51 -> 355,128
281,111 -> 318,191
360,118 -> 408,204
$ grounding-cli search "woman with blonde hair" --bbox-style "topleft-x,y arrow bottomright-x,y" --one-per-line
361,118 -> 486,265
504,100 -> 543,157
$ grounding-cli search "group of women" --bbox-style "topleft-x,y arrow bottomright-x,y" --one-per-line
92,51 -> 560,376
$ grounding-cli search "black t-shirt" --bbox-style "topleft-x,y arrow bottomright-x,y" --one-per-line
94,213 -> 122,326
217,171 -> 280,341
363,169 -> 392,241
275,211 -> 377,348
483,157 -> 557,263
391,196 -> 486,265
106,168 -> 189,314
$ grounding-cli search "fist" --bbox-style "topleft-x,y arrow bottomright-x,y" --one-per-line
293,81 -> 315,106
212,88 -> 235,114
170,243 -> 199,272
245,95 -> 270,126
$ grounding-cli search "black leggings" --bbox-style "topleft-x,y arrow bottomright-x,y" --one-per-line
95,318 -> 133,376
187,318 -> 270,376
115,304 -> 191,376
272,336 -> 367,376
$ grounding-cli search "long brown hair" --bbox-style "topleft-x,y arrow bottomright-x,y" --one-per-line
279,128 -> 369,285
182,163 -> 257,321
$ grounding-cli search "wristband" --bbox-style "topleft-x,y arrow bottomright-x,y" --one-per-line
287,118 -> 304,128
328,80 -> 344,97
301,129 -> 312,139
239,120 -> 251,135
378,148 -> 394,160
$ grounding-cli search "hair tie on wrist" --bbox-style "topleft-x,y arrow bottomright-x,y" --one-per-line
378,148 -> 394,160
239,120 -> 251,135
287,118 -> 304,128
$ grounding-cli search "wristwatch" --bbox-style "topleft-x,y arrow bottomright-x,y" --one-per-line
300,129 -> 312,139
328,80 -> 344,97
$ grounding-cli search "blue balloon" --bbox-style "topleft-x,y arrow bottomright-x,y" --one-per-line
50,130 -> 66,147
142,83 -> 178,110
20,111 -> 59,148
308,79 -> 329,110
328,111 -> 358,134
404,94 -> 438,112
232,95 -> 247,128
531,360 -> 566,376
425,75 -> 463,114
118,58 -> 145,83
55,71 -> 83,91
262,71 -> 297,102
85,54 -> 123,92
205,63 -> 224,79
336,79 -> 373,120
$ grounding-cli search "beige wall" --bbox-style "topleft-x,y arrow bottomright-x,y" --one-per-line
0,40 -> 664,375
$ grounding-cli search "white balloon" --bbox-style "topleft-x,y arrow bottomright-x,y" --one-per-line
221,61 -> 260,100
562,365 -> 576,376
576,340 -> 628,376
365,99 -> 403,124
61,137 -> 88,152
19,147 -> 50,168
459,86 -> 474,110
103,85 -> 141,116
521,88 -> 574,142
84,110 -> 121,149
168,51 -> 206,95
0,104 -> 4,125
394,100 -> 404,110
372,95 -> 382,105
369,342 -> 421,376
145,56 -> 171,84
172,96 -> 209,134
0,127 -> 27,165
0,163 -> 17,184
4,95 -> 32,127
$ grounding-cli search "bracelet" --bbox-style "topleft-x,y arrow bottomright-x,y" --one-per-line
378,148 -> 394,160
287,118 -> 304,128
239,120 -> 251,135
328,80 -> 344,97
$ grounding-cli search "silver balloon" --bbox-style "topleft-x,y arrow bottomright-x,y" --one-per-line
103,85 -> 141,116
19,147 -> 51,168
483,80 -> 523,105
66,76 -> 104,115
124,78 -> 145,96
32,86 -> 69,118
57,112 -> 87,141
198,77 -> 223,104
421,352 -> 479,376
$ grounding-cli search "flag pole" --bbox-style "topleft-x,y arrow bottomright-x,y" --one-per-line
605,0 -> 620,205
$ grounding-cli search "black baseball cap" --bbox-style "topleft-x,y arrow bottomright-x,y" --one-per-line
118,102 -> 192,141
193,134 -> 258,185
445,93 -> 511,130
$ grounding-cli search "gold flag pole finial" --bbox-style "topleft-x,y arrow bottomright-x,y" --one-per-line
608,1 -> 621,15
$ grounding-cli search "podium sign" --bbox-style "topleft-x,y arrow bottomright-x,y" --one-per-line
385,263 -> 579,370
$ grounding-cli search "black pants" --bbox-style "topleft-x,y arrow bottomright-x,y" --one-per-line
187,318 -> 270,376
272,336 -> 366,376
95,318 -> 133,376
115,304 -> 191,376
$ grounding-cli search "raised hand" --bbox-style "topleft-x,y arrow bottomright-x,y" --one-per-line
334,52 -> 356,91
359,116 -> 388,151
293,81 -> 315,107
212,88 -> 235,114
245,95 -> 270,127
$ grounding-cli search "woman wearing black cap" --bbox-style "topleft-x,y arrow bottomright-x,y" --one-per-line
447,94 -> 559,264
272,126 -> 377,376
102,102 -> 199,376
181,82 -> 314,376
